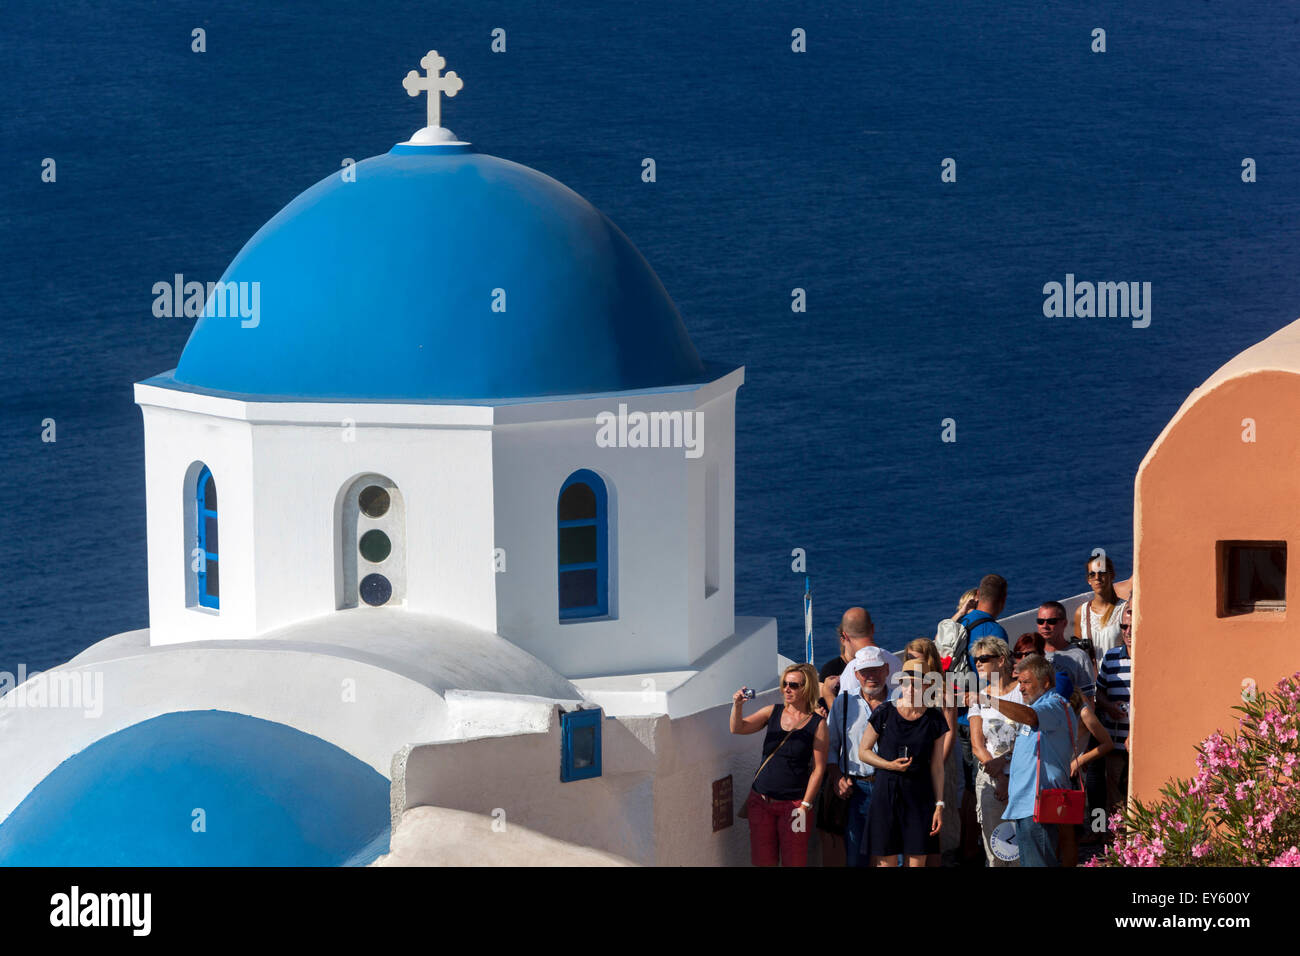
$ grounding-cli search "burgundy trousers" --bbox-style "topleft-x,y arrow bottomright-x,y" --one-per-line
746,791 -> 813,867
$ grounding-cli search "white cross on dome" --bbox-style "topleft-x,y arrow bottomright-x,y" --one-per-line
402,50 -> 463,130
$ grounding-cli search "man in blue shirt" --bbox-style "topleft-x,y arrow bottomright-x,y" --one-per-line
984,652 -> 1074,867
827,648 -> 890,867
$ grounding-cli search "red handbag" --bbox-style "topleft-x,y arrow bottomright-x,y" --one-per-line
1032,699 -> 1085,825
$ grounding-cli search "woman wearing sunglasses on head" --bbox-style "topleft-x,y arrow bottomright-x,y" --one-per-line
856,658 -> 950,867
966,636 -> 1023,866
903,638 -> 959,867
731,663 -> 828,866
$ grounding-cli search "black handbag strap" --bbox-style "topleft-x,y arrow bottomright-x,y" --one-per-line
752,706 -> 803,787
840,689 -> 850,770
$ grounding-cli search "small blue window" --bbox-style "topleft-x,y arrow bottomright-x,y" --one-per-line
558,469 -> 608,619
196,466 -> 219,610
560,708 -> 603,782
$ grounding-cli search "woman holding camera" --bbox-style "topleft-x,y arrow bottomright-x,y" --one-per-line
731,663 -> 828,866
857,658 -> 949,867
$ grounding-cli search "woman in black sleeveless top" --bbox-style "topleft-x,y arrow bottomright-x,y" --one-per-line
730,662 -> 828,866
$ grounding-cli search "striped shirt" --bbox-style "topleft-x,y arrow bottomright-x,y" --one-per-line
1097,644 -> 1132,749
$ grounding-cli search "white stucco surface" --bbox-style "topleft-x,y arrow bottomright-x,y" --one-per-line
574,615 -> 777,717
0,608 -> 582,823
373,806 -> 636,866
392,693 -> 781,866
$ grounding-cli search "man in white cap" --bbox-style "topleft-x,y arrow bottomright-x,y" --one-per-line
826,646 -> 891,866
834,607 -> 903,701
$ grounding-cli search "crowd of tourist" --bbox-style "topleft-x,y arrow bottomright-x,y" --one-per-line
730,556 -> 1134,867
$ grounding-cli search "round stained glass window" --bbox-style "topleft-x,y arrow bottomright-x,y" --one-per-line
358,485 -> 390,518
359,574 -> 392,607
359,530 -> 391,563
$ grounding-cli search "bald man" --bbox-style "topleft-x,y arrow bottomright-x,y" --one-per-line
833,607 -> 903,704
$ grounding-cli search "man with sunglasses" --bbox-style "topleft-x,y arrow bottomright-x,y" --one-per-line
1036,601 -> 1094,707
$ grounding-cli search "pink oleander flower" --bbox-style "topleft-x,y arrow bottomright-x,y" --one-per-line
1192,842 -> 1212,859
1269,847 -> 1300,867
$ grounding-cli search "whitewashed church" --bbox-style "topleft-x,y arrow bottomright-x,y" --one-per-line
0,52 -> 785,865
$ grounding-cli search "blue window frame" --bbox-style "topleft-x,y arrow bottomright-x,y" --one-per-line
558,469 -> 608,619
196,466 -> 219,610
560,708 -> 603,782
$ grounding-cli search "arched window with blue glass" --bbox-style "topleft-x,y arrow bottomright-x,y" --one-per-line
195,465 -> 219,610
558,469 -> 609,619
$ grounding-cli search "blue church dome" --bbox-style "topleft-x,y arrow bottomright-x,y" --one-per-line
0,711 -> 390,866
170,143 -> 709,402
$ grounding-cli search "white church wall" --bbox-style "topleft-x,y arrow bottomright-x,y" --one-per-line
245,421 -> 497,636
137,372 -> 739,661
686,390 -> 737,663
137,385 -> 501,642
491,373 -> 744,678
140,403 -> 257,645
392,694 -> 774,865
492,411 -> 693,676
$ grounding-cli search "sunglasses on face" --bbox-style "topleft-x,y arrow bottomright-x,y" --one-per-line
1119,624 -> 1131,632
783,681 -> 804,690
1088,571 -> 1112,579
1036,617 -> 1062,625
1014,651 -> 1031,659
973,654 -> 1000,664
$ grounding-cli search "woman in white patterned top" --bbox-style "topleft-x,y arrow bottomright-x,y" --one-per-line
965,636 -> 1023,867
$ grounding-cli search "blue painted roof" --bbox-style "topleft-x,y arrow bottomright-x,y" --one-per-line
0,711 -> 389,866
170,143 -> 709,402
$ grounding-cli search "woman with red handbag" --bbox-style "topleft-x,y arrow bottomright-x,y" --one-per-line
975,652 -> 1078,867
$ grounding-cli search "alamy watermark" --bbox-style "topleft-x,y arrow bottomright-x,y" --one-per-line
152,274 -> 260,328
0,664 -> 103,718
595,403 -> 703,459
1042,274 -> 1150,329
50,886 -> 150,935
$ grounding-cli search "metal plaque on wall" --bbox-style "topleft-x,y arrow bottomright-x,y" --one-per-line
712,775 -> 734,831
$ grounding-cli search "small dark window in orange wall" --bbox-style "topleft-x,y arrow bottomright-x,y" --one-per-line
1218,541 -> 1286,616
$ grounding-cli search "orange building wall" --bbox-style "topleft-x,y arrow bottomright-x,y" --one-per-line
1132,370 -> 1300,801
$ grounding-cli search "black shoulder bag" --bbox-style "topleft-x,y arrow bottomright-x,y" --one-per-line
815,693 -> 852,835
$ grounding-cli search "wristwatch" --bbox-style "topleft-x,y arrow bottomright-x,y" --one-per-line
935,800 -> 946,808
800,800 -> 812,809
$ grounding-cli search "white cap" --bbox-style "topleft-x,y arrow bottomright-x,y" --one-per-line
853,646 -> 890,671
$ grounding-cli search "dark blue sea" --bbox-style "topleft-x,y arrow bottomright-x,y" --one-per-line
4,1 -> 1300,672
